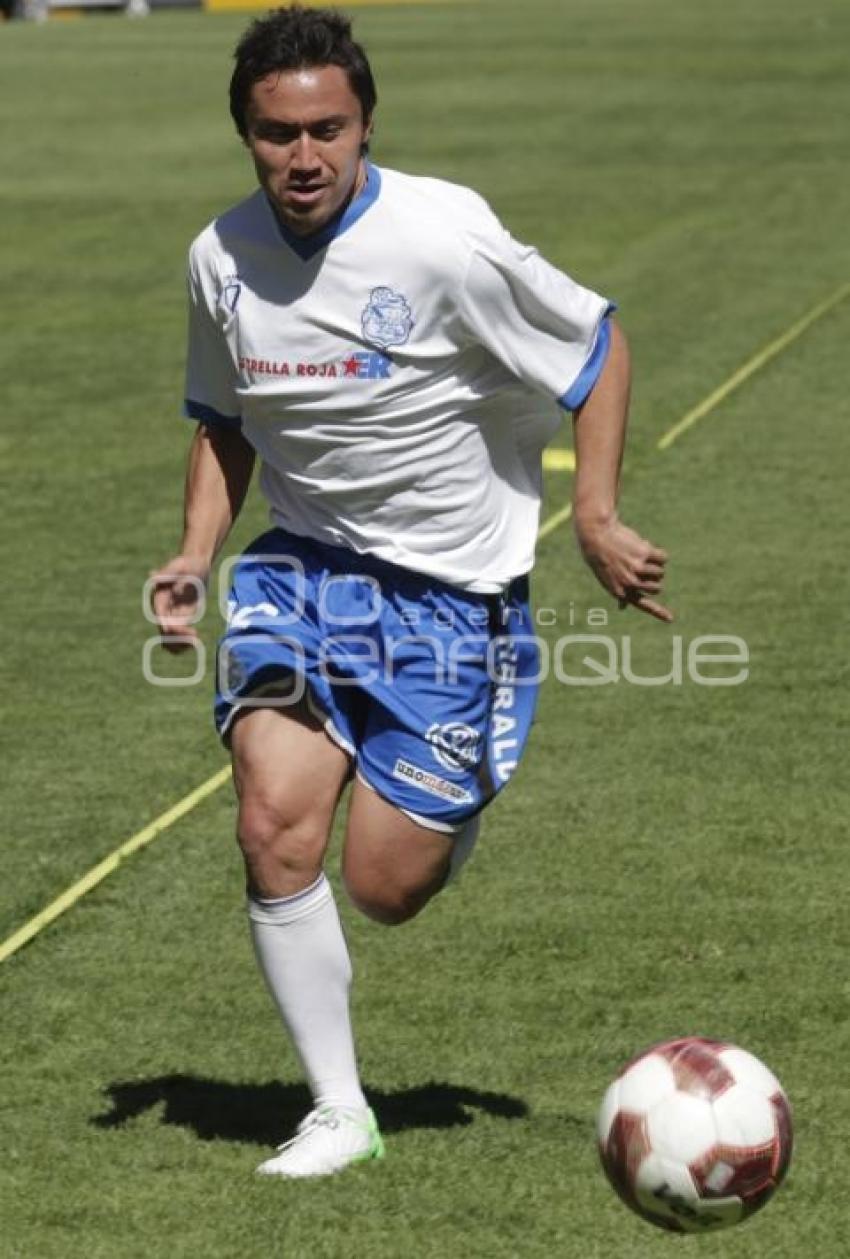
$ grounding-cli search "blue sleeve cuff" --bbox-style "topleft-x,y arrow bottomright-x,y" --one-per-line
558,310 -> 615,412
183,399 -> 242,431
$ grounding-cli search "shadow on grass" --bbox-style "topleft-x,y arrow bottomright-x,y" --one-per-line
91,1076 -> 529,1146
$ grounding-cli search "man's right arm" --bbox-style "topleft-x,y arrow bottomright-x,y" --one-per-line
151,423 -> 256,650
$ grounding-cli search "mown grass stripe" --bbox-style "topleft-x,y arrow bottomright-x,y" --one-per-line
205,0 -> 463,8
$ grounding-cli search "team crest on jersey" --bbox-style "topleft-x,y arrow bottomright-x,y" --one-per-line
426,722 -> 482,773
361,286 -> 414,349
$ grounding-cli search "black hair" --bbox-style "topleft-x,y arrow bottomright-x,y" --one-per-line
229,5 -> 378,140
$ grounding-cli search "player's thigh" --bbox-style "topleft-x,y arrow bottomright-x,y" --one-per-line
231,704 -> 351,886
342,778 -> 454,924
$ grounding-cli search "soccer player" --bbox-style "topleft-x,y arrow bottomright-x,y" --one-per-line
151,5 -> 670,1178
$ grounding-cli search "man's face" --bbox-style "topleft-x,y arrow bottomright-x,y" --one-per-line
244,65 -> 372,237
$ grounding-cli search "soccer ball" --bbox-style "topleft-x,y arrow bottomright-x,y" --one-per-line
597,1036 -> 793,1233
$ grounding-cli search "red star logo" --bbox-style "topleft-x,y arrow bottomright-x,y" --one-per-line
342,355 -> 360,377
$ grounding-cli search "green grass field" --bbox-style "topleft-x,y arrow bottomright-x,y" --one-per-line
2,0 -> 849,1254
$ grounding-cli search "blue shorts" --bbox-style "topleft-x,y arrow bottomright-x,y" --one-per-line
215,528 -> 539,831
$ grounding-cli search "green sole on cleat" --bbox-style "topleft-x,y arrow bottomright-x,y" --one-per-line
351,1110 -> 385,1164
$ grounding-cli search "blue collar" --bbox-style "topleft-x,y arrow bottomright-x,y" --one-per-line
270,161 -> 381,261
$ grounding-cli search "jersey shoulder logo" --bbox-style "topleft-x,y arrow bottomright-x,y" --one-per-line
361,286 -> 414,349
220,274 -> 242,315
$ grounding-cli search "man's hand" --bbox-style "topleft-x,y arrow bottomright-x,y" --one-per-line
569,321 -> 671,622
574,514 -> 672,623
147,423 -> 255,653
149,556 -> 211,652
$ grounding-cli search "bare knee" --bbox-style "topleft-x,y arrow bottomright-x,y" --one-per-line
342,785 -> 454,925
228,706 -> 349,898
237,797 -> 326,895
342,862 -> 445,926
345,883 -> 433,926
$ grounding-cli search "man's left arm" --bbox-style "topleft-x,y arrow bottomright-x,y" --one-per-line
571,319 -> 672,623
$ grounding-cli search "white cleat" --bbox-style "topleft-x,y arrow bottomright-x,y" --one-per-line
256,1105 -> 385,1179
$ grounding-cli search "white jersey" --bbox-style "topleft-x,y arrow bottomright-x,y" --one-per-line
185,164 -> 611,592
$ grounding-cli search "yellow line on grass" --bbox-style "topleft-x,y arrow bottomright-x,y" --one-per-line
657,280 -> 850,450
2,282 -> 846,964
542,448 -> 575,472
0,766 -> 232,964
538,280 -> 850,543
538,501 -> 574,542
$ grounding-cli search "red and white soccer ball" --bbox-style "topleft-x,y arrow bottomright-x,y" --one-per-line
597,1037 -> 793,1233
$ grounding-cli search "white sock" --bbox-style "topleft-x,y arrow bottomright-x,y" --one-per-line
247,874 -> 368,1113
